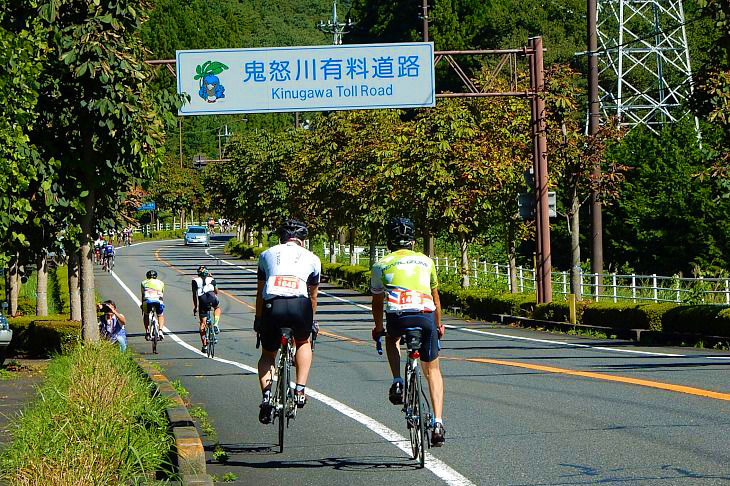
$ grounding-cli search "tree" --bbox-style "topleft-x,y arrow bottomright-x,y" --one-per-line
603,121 -> 729,275
32,0 -> 178,338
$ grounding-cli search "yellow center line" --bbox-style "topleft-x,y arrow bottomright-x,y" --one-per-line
155,246 -> 730,402
454,357 -> 730,401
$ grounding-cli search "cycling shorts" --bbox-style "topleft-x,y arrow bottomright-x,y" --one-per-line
385,311 -> 440,362
198,291 -> 219,313
260,296 -> 313,352
143,300 -> 164,316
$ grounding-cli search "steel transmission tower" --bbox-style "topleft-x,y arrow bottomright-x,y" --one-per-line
595,0 -> 697,132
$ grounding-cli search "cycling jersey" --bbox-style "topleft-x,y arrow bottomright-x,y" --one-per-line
104,244 -> 115,255
94,239 -> 105,248
371,249 -> 438,313
192,276 -> 216,296
257,242 -> 321,300
141,278 -> 165,303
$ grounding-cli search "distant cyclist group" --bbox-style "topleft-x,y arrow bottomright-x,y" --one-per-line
119,215 -> 447,457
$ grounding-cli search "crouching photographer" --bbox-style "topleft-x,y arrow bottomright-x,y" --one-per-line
98,300 -> 127,352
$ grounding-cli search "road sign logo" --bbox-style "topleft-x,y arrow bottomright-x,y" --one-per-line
194,61 -> 229,103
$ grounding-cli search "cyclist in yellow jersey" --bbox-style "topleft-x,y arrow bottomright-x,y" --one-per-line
370,217 -> 446,446
141,270 -> 166,341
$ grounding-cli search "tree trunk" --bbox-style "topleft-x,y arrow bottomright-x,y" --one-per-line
68,251 -> 81,320
507,223 -> 518,293
79,190 -> 99,342
9,253 -> 19,316
329,235 -> 337,264
349,228 -> 357,265
459,233 -> 470,288
423,232 -> 435,258
36,252 -> 48,317
569,193 -> 582,300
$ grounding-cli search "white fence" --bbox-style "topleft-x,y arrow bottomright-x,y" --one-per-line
432,258 -> 730,305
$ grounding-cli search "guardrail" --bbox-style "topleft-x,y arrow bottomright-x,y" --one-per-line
433,257 -> 730,305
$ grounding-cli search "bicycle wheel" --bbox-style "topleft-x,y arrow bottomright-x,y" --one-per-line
207,320 -> 215,358
277,345 -> 289,453
407,365 -> 426,467
150,311 -> 159,354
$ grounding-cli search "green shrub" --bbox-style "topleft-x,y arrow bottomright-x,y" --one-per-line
581,302 -> 648,329
439,285 -> 534,318
224,238 -> 268,259
661,305 -> 730,336
534,302 -> 570,322
7,316 -> 81,358
637,302 -> 677,331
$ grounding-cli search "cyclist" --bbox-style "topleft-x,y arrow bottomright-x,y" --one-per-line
255,219 -> 321,424
103,240 -> 115,271
94,234 -> 105,264
192,265 -> 222,353
370,217 -> 446,446
141,270 -> 165,341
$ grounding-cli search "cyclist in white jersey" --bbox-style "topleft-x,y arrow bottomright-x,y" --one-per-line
255,219 -> 321,424
192,265 -> 221,353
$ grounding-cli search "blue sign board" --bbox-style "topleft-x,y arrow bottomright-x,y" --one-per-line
176,43 -> 435,115
138,202 -> 156,211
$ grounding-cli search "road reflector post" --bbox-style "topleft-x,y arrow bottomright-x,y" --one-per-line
568,294 -> 577,325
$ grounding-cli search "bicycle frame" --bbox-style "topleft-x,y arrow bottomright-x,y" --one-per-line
269,328 -> 296,453
376,330 -> 433,468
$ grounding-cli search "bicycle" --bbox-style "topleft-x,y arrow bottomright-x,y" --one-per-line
202,309 -> 216,358
376,329 -> 433,468
257,327 -> 296,453
148,306 -> 161,355
104,254 -> 115,272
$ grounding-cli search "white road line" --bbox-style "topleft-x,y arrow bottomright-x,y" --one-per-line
204,249 -> 695,358
110,266 -> 475,486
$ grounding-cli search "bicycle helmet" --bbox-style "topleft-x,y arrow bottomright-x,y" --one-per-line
146,270 -> 157,279
277,219 -> 308,242
386,217 -> 416,249
197,265 -> 209,277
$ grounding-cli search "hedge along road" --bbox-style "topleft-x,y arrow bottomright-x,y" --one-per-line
95,237 -> 730,485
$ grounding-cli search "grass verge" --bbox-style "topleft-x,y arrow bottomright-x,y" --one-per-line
0,342 -> 174,484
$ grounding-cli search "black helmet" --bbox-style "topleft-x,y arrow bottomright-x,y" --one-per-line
386,217 -> 416,248
146,270 -> 157,279
197,265 -> 208,277
277,219 -> 308,242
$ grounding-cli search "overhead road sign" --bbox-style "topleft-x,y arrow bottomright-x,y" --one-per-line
138,202 -> 156,211
176,43 -> 435,115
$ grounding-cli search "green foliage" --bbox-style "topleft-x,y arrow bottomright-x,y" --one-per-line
0,342 -> 173,483
6,316 -> 81,358
662,305 -> 730,336
438,284 -> 535,318
224,239 -> 267,259
604,121 -> 730,274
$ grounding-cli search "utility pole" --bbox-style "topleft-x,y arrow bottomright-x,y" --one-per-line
529,37 -> 552,303
587,0 -> 603,281
178,118 -> 183,168
317,0 -> 355,46
421,0 -> 429,42
420,0 -> 436,258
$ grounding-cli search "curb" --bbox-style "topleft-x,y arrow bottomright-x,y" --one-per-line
135,357 -> 213,486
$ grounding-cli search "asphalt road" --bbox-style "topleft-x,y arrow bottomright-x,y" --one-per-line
96,237 -> 730,485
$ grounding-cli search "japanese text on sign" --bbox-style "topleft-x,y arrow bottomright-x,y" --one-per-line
177,43 -> 435,115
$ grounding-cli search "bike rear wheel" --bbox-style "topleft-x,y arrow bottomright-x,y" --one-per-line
207,320 -> 215,358
150,311 -> 159,354
277,346 -> 290,453
407,365 -> 426,468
